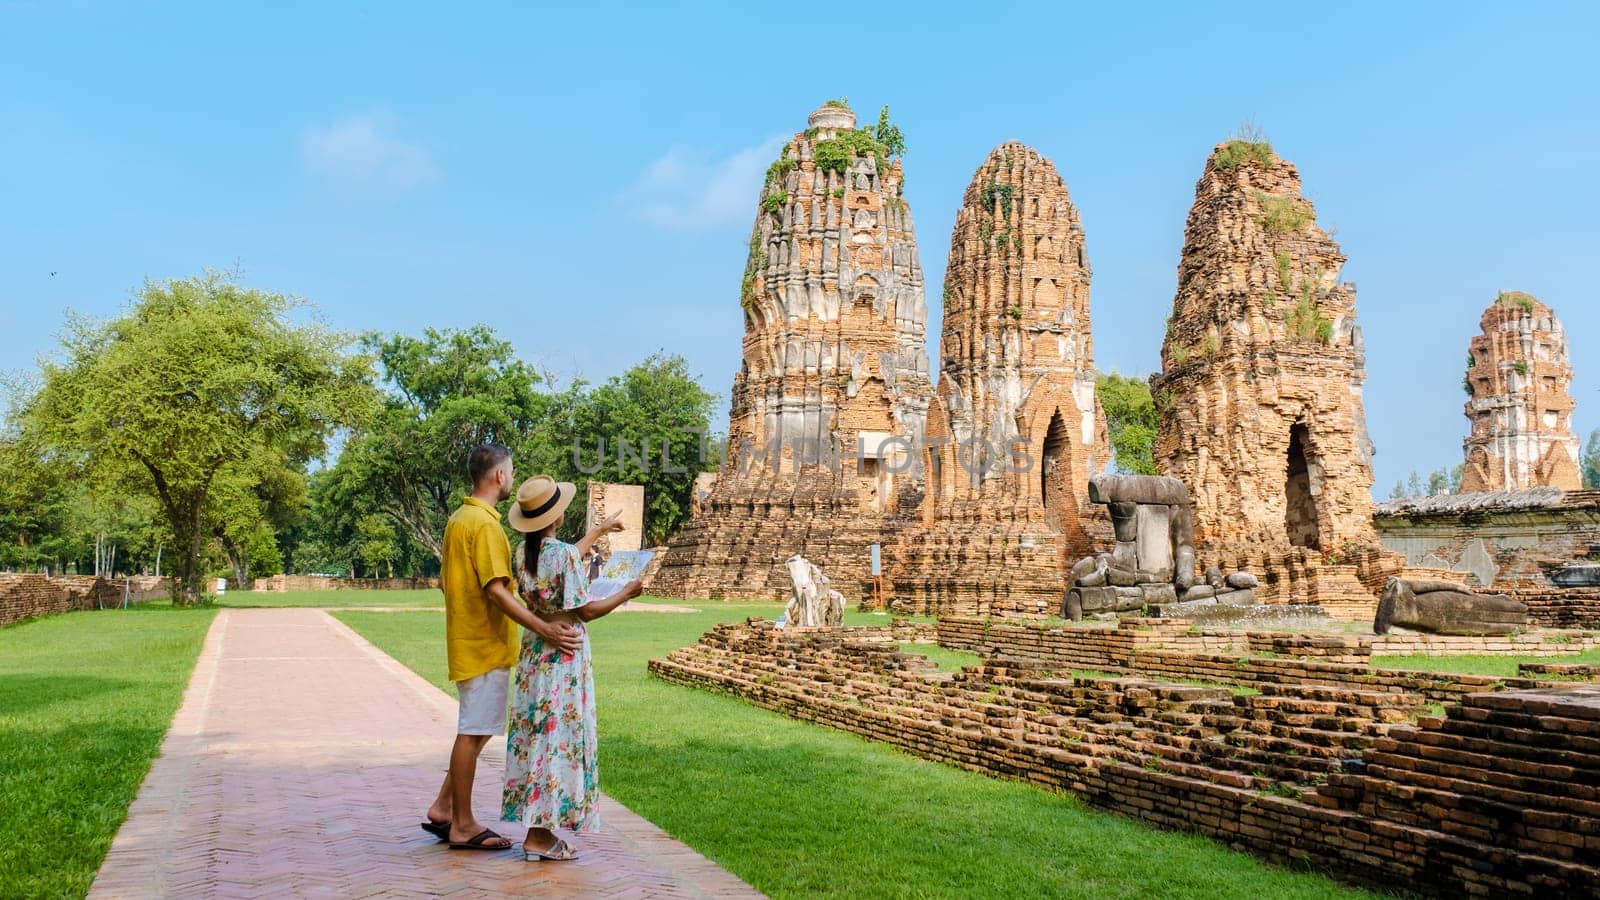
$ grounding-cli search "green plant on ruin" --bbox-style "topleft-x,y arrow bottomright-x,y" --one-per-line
994,228 -> 1012,251
1199,327 -> 1220,359
832,188 -> 845,199
1156,389 -> 1175,410
942,283 -> 953,303
1466,350 -> 1477,370
1274,250 -> 1295,291
980,180 -> 1015,219
1007,305 -> 1023,321
1285,289 -> 1333,344
1497,290 -> 1537,313
1514,359 -> 1528,376
803,126 -> 820,140
977,220 -> 993,246
765,152 -> 797,188
874,105 -> 906,158
761,190 -> 789,214
1462,373 -> 1474,397
1263,783 -> 1303,800
1215,141 -> 1275,170
1212,118 -> 1274,171
813,119 -> 903,179
1169,344 -> 1191,366
739,230 -> 768,313
824,97 -> 850,110
1257,193 -> 1314,233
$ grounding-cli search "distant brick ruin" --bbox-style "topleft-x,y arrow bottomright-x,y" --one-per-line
1461,291 -> 1582,492
651,102 -> 933,601
1150,140 -> 1396,614
893,142 -> 1109,616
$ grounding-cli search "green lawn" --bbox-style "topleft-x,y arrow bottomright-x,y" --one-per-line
218,587 -> 443,608
337,601 -> 1372,899
1373,647 -> 1600,677
0,604 -> 216,897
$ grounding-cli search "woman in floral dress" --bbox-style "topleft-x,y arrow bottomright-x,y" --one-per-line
501,475 -> 642,861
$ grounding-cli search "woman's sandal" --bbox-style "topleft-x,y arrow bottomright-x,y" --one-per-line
420,820 -> 450,842
524,837 -> 579,862
449,828 -> 512,851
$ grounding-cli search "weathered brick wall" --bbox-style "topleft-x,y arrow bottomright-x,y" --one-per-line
252,574 -> 440,592
0,574 -> 171,627
938,616 -> 1600,675
652,620 -> 1600,896
1374,490 -> 1600,589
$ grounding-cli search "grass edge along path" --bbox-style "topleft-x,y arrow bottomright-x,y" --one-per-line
337,605 -> 1374,899
0,604 -> 217,898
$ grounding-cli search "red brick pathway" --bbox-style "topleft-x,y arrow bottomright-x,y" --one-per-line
89,608 -> 761,898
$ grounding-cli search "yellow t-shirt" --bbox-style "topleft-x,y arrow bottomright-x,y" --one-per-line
441,496 -> 518,682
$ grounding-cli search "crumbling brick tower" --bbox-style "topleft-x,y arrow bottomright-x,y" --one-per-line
892,142 -> 1109,616
1460,292 -> 1582,492
1151,140 -> 1387,608
651,102 -> 934,601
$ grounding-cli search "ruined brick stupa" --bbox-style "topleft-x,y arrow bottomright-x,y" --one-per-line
1460,292 -> 1582,492
651,102 -> 933,600
893,142 -> 1109,616
1151,139 -> 1389,609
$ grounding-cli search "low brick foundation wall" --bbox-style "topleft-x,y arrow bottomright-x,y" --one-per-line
0,574 -> 170,627
651,619 -> 1600,896
939,615 -> 1600,667
1514,586 -> 1600,630
252,574 -> 440,592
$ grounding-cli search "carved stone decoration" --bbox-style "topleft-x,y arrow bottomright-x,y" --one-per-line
1460,292 -> 1582,493
893,142 -> 1111,617
651,102 -> 933,601
782,555 -> 845,627
1374,577 -> 1529,636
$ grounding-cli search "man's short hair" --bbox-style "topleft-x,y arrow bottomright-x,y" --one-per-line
467,443 -> 512,485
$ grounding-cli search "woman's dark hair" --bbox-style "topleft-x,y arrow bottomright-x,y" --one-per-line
521,523 -> 558,580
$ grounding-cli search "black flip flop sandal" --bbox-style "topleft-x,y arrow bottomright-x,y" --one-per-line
449,828 -> 511,851
420,820 -> 450,841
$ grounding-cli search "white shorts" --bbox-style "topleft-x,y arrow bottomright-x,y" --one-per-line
456,667 -> 510,736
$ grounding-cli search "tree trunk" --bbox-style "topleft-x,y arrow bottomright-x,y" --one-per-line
173,505 -> 207,605
221,536 -> 251,592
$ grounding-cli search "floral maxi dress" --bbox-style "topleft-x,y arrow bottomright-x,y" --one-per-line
501,538 -> 601,832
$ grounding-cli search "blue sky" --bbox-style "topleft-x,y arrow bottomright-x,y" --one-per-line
2,2 -> 1596,495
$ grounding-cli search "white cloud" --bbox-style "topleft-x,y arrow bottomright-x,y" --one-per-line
299,110 -> 437,191
625,136 -> 787,230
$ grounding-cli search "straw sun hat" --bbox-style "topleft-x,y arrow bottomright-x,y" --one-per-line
506,475 -> 576,533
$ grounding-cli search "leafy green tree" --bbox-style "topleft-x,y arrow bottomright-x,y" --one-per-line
1585,429 -> 1600,489
1094,373 -> 1158,476
208,446 -> 305,587
1388,480 -> 1408,501
1426,468 -> 1450,496
354,513 -> 401,578
0,436 -> 80,571
333,326 -> 548,561
558,353 -> 716,545
24,273 -> 374,602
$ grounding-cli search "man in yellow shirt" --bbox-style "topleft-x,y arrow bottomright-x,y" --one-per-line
422,443 -> 581,851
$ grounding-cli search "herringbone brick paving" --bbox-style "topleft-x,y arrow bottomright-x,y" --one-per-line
88,608 -> 761,898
